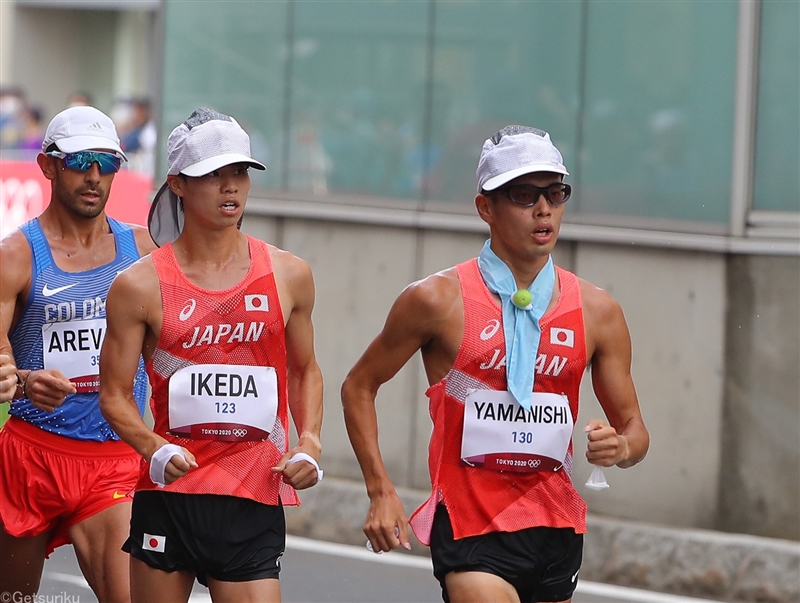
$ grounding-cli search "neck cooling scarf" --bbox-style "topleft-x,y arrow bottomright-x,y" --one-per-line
477,240 -> 555,410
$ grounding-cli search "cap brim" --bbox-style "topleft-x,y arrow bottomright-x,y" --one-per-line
55,136 -> 128,161
481,164 -> 569,192
180,153 -> 266,177
148,181 -> 184,247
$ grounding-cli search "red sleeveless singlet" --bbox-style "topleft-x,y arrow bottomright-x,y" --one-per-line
136,237 -> 299,507
409,259 -> 588,544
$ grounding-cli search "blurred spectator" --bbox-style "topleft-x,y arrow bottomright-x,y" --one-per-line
0,87 -> 26,149
66,91 -> 92,108
17,105 -> 45,152
115,96 -> 157,178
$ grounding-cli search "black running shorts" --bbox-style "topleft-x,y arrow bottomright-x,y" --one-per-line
430,504 -> 583,603
123,490 -> 285,585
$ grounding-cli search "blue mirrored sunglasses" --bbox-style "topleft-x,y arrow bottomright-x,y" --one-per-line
47,150 -> 123,175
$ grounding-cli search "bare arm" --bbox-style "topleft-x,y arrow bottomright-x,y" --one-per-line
0,351 -> 15,402
0,309 -> 15,402
341,271 -> 460,552
270,250 -> 324,490
0,232 -> 75,409
99,259 -> 196,483
582,281 -> 649,468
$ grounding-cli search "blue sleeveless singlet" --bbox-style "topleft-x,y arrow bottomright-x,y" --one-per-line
8,217 -> 148,441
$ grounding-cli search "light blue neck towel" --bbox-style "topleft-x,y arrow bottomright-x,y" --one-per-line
477,239 -> 555,410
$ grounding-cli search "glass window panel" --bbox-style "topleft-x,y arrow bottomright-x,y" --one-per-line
427,1 -> 582,207
753,0 -> 800,212
579,1 -> 738,224
288,1 -> 429,199
160,1 -> 288,189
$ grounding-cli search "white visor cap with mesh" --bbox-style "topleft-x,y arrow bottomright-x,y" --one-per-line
149,108 -> 266,247
476,126 -> 568,193
166,110 -> 266,176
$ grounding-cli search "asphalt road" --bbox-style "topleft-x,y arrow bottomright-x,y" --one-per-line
33,535 -> 720,603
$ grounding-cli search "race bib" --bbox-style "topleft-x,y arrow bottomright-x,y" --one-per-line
41,318 -> 105,393
168,364 -> 278,442
461,390 -> 573,472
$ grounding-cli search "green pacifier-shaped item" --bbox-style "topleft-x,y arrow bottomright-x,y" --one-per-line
512,289 -> 533,309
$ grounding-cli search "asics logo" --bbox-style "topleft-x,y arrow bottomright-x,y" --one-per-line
480,319 -> 501,341
42,283 -> 78,297
179,299 -> 196,321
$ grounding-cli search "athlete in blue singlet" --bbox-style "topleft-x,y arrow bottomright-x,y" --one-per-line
0,106 -> 156,602
9,217 -> 148,438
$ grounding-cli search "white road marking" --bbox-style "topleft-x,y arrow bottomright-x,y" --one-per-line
287,534 -> 432,568
576,580 -> 722,603
285,535 -> 721,603
46,536 -> 721,603
47,572 -> 93,590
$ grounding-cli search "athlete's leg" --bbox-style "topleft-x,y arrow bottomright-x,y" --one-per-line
445,571 -> 520,603
0,523 -> 49,595
208,576 -> 281,603
206,577 -> 282,603
69,502 -> 133,603
130,556 -> 195,603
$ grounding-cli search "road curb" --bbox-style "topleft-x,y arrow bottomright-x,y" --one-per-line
286,477 -> 800,603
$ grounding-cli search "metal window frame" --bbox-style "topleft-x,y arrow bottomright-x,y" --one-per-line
730,0 -> 761,238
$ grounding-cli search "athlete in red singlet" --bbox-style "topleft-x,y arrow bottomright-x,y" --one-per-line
342,126 -> 649,603
100,108 -> 323,603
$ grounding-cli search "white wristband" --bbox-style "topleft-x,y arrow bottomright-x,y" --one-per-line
149,444 -> 186,488
285,452 -> 323,483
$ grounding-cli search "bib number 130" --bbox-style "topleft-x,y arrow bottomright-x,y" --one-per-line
512,431 -> 534,444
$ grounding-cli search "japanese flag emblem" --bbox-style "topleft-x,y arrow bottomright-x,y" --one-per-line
245,294 -> 269,312
142,533 -> 166,553
550,327 -> 574,348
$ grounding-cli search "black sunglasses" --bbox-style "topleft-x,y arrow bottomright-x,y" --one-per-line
495,183 -> 572,207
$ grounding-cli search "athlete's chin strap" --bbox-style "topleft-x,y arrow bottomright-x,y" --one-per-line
149,443 -> 186,488
286,452 -> 324,483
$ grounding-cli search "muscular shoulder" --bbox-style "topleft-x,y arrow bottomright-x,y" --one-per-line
397,267 -> 460,317
578,278 -> 622,321
0,230 -> 33,293
265,244 -> 315,318
109,256 -> 160,312
386,267 -> 462,341
577,277 -> 629,358
129,224 -> 157,256
267,244 -> 313,285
